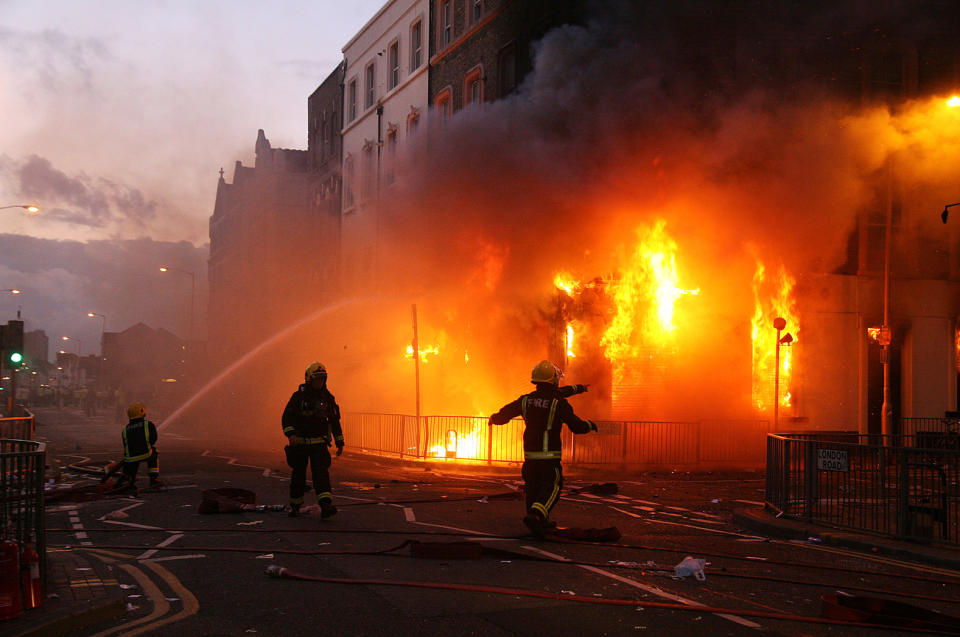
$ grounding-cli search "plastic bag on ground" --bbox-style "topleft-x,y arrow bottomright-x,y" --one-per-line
673,556 -> 707,581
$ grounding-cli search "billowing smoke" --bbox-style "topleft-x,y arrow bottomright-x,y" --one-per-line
177,1 -> 960,448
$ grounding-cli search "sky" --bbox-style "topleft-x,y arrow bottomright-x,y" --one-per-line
0,0 -> 385,355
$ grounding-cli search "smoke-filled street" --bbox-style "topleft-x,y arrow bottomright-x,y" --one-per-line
33,407 -> 959,636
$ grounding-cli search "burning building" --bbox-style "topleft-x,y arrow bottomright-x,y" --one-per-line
202,1 -> 960,453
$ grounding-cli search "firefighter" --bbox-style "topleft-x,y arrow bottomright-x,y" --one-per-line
113,402 -> 164,491
282,362 -> 344,518
488,360 -> 597,538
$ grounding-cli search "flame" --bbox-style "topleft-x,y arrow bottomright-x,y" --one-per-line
600,220 -> 698,379
565,323 -> 576,358
750,255 -> 799,412
867,327 -> 881,343
405,344 -> 439,362
554,271 -> 582,296
425,422 -> 485,458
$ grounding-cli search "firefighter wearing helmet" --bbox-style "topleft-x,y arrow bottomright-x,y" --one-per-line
281,362 -> 344,517
111,401 -> 164,491
488,360 -> 596,538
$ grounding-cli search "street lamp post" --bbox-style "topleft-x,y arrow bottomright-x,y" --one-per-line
87,312 -> 106,384
773,317 -> 794,431
61,336 -> 82,386
159,267 -> 195,346
0,204 -> 39,213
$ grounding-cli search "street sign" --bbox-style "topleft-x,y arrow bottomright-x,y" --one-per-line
817,448 -> 849,472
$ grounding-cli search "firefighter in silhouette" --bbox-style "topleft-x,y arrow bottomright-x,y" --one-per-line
112,402 -> 164,491
282,362 -> 344,518
488,360 -> 596,538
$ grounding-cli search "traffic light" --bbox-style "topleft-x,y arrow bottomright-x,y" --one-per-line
2,320 -> 24,366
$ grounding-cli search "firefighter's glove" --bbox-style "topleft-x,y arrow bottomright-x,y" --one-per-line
572,384 -> 590,394
587,420 -> 598,432
336,443 -> 344,457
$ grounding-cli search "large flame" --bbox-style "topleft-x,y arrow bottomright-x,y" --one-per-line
750,255 -> 799,413
600,219 -> 698,380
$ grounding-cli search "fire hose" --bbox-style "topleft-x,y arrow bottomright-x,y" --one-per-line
49,539 -> 960,607
262,566 -> 960,635
48,525 -> 960,588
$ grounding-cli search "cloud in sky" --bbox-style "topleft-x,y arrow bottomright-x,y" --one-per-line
0,0 -> 385,245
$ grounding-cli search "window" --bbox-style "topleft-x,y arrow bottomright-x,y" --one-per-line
435,88 -> 452,125
365,62 -> 376,109
343,155 -> 355,209
410,20 -> 422,71
464,66 -> 483,106
407,106 -> 420,136
498,43 -> 517,97
347,79 -> 357,121
388,41 -> 400,90
385,125 -> 398,185
471,0 -> 483,23
440,0 -> 452,48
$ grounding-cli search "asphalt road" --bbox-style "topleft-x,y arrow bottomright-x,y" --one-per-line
33,406 -> 960,636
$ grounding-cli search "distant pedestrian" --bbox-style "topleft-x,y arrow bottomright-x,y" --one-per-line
488,360 -> 597,538
112,402 -> 164,491
282,362 -> 344,518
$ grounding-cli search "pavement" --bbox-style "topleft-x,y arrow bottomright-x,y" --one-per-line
5,544 -> 125,637
5,452 -> 959,636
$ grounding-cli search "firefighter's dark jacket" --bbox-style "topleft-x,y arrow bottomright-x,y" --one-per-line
122,417 -> 158,462
282,383 -> 344,446
489,384 -> 593,460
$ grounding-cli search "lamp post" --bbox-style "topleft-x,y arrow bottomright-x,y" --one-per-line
159,267 -> 195,346
0,204 -> 39,213
773,317 -> 794,431
87,312 -> 106,383
62,336 -> 82,387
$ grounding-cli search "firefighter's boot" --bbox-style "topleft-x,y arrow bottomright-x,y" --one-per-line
288,503 -> 301,518
523,511 -> 546,539
320,500 -> 338,519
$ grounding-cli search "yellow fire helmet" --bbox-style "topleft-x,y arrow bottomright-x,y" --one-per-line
531,360 -> 562,385
305,361 -> 328,383
127,402 -> 146,419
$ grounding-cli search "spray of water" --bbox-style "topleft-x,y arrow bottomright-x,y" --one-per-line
158,297 -> 369,431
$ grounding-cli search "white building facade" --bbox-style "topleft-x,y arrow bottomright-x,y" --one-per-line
341,0 -> 430,290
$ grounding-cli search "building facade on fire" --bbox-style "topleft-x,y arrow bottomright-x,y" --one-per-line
207,1 -> 960,436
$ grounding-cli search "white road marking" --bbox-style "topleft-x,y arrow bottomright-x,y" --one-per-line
142,554 -> 207,563
138,533 -> 184,560
66,508 -> 93,546
734,500 -> 765,507
201,450 -> 277,478
522,545 -> 761,630
611,506 -> 762,539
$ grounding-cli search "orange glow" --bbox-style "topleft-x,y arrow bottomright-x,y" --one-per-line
750,255 -> 799,412
565,323 -> 576,359
554,271 -> 582,296
600,219 -> 698,380
426,422 -> 486,459
405,343 -> 439,362
948,95 -> 960,108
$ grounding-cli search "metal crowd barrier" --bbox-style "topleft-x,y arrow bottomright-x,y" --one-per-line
343,413 -> 770,467
0,438 -> 47,599
766,433 -> 959,545
0,412 -> 35,440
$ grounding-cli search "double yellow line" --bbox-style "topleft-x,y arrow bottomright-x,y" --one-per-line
81,548 -> 199,637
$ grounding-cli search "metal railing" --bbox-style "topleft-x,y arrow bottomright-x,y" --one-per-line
766,433 -> 959,545
900,417 -> 960,450
344,413 -> 770,467
0,411 -> 34,440
1,438 -> 47,599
